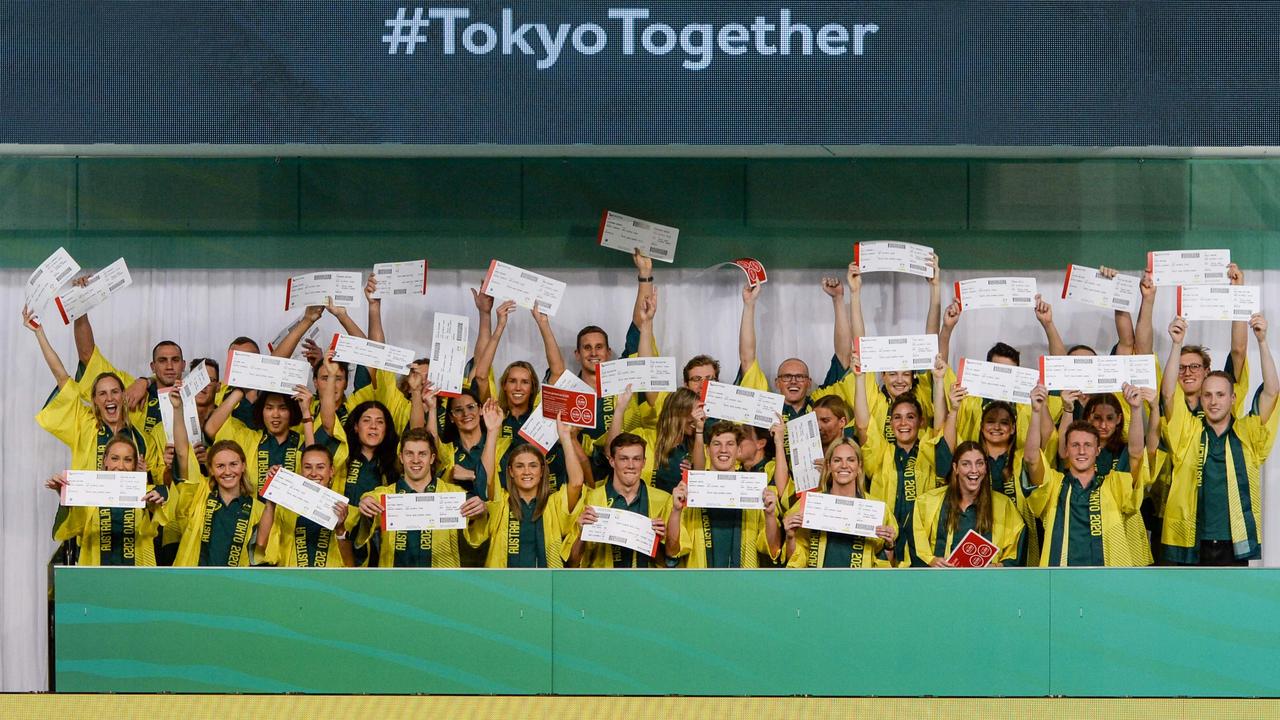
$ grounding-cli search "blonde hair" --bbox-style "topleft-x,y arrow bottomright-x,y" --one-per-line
818,436 -> 865,496
205,440 -> 255,498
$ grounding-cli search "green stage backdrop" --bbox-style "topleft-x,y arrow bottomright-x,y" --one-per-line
53,567 -> 1280,697
1,157 -> 1276,270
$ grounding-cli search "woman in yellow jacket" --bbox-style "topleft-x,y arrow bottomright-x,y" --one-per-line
354,427 -> 489,567
782,438 -> 897,569
1024,384 -> 1149,566
257,444 -> 354,568
912,440 -> 1025,568
45,433 -> 169,566
476,400 -> 585,567
171,438 -> 268,567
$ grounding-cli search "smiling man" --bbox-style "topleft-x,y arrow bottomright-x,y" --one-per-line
567,433 -> 673,568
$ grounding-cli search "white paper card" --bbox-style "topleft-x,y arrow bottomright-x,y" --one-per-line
1038,354 -> 1158,394
955,277 -> 1038,311
598,211 -> 679,263
262,467 -> 348,531
428,313 -> 470,397
854,334 -> 938,373
54,258 -> 132,324
225,351 -> 311,395
381,491 -> 467,531
684,470 -> 768,510
801,492 -> 885,538
371,260 -> 428,298
956,359 -> 1039,404
179,361 -> 213,404
518,371 -> 593,452
26,247 -> 81,315
580,506 -> 660,557
786,412 -> 824,494
1178,285 -> 1261,322
61,470 -> 147,509
700,381 -> 785,430
855,241 -> 934,278
284,271 -> 363,310
480,260 -> 566,316
331,333 -> 416,375
157,389 -> 203,445
1148,249 -> 1230,287
595,356 -> 678,397
1060,265 -> 1140,312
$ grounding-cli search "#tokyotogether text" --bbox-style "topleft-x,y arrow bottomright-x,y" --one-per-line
381,7 -> 879,70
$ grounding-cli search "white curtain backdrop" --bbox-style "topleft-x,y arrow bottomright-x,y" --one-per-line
3,264 -> 1278,690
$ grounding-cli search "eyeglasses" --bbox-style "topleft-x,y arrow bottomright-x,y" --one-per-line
450,404 -> 480,416
778,374 -> 810,382
1178,364 -> 1205,374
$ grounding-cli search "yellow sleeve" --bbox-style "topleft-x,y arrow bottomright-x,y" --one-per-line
1232,357 -> 1250,417
1026,450 -> 1061,519
956,394 -> 984,444
910,492 -> 940,566
739,360 -> 769,392
1239,407 -> 1280,463
354,485 -> 393,550
994,497 -> 1026,566
75,347 -> 137,403
675,509 -> 698,560
1164,386 -> 1198,455
214,416 -> 262,456
53,506 -> 88,543
36,380 -> 93,449
751,509 -> 780,564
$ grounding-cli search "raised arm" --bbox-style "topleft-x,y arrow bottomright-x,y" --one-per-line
479,399 -> 504,501
637,291 -> 660,406
1056,390 -> 1081,460
1253,314 -> 1277,423
1024,385 -> 1048,487
326,297 -> 366,340
204,387 -> 244,439
470,288 -> 493,384
1161,317 -> 1187,409
739,284 -> 761,372
931,355 -> 947,432
943,383 -> 967,455
168,388 -> 190,482
1100,267 -> 1135,355
471,300 -> 515,404
925,254 -> 942,335
317,352 -> 341,435
631,250 -> 655,328
1229,264 -> 1248,375
607,386 -> 635,448
556,416 -> 584,511
769,414 -> 789,502
1122,384 -> 1146,479
847,262 -> 865,341
24,307 -> 71,387
364,275 -> 385,344
534,305 -> 566,380
1035,294 -> 1067,357
938,300 -> 961,364
271,305 -> 323,359
1134,271 -> 1156,356
823,277 -> 851,369
851,353 -> 869,442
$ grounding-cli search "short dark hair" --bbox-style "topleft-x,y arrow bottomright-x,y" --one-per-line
706,420 -> 743,443
301,443 -> 334,463
576,325 -> 610,349
1064,420 -> 1101,446
401,427 -> 434,447
151,341 -> 183,361
986,342 -> 1021,365
190,357 -> 220,377
609,432 -> 647,457
1066,344 -> 1096,356
252,392 -> 303,429
1203,370 -> 1236,394
228,336 -> 260,351
313,359 -> 349,380
683,355 -> 721,382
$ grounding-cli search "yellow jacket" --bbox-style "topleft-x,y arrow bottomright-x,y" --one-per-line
565,483 -> 673,568
1027,449 -> 1147,566
910,486 -> 1025,567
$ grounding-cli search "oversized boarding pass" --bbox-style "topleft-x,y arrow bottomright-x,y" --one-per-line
954,277 -> 1038,311
597,210 -> 679,263
595,356 -> 678,397
26,246 -> 80,315
956,359 -> 1038,404
371,260 -> 428,298
854,241 -> 935,278
157,389 -> 203,445
284,271 -> 363,311
700,381 -> 784,430
683,470 -> 768,510
541,385 -> 598,429
61,470 -> 147,509
786,412 -> 824,494
1060,265 -> 1140,312
261,467 -> 348,531
1177,285 -> 1260,322
428,313 -> 470,397
54,258 -> 132,324
1039,354 -> 1157,394
800,492 -> 885,538
380,491 -> 467,532
854,334 -> 938,373
224,350 -> 312,394
331,333 -> 416,375
178,361 -> 213,404
946,529 -> 999,568
580,506 -> 660,557
480,260 -> 567,316
519,371 -> 594,452
1147,249 -> 1230,287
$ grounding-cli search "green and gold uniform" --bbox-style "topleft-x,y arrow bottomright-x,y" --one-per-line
171,479 -> 266,567
472,485 -> 582,568
1029,449 -> 1147,566
566,483 -> 673,568
674,505 -> 779,569
910,485 -> 1025,568
264,507 -> 347,568
357,478 -> 482,568
783,497 -> 895,569
213,416 -> 305,495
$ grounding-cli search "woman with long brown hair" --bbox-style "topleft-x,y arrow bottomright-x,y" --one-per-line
911,440 -> 1024,568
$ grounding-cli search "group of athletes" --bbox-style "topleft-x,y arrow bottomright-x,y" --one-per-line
24,249 -> 1277,569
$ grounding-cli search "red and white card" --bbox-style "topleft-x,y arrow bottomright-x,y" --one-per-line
541,385 -> 598,428
946,529 -> 999,567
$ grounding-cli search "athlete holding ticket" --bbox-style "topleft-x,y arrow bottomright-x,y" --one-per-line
568,432 -> 675,568
782,438 -> 897,568
911,440 -> 1025,568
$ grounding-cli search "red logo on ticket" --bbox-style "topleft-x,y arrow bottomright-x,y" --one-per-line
733,258 -> 768,286
946,529 -> 999,567
541,386 -> 597,428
